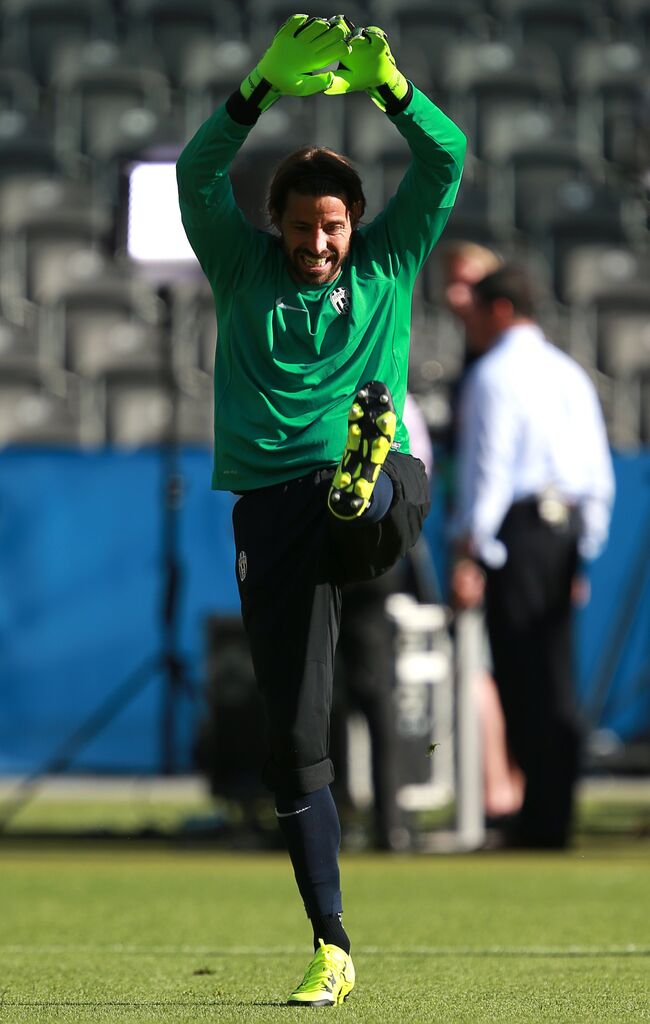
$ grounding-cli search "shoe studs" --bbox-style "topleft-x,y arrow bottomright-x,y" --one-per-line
331,491 -> 341,503
379,393 -> 388,404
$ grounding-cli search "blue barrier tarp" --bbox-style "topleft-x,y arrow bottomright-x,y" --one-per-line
0,448 -> 648,773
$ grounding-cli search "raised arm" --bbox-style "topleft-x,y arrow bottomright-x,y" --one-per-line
327,26 -> 466,277
176,15 -> 352,286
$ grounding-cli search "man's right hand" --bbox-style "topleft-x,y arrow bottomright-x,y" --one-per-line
241,14 -> 353,113
451,557 -> 486,611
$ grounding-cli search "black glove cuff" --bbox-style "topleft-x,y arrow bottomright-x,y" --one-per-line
226,87 -> 265,126
381,80 -> 414,116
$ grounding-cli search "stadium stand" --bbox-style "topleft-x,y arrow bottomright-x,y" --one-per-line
50,39 -> 172,161
124,0 -> 241,86
1,0 -> 118,85
500,0 -> 611,91
442,40 -> 564,159
0,0 -> 646,447
0,179 -> 113,306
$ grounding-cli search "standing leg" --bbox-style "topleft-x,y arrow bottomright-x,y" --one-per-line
232,475 -> 352,962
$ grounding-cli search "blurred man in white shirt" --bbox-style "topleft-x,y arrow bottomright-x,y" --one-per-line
451,265 -> 615,848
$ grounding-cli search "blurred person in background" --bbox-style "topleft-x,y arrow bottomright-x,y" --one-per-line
177,13 -> 465,1006
331,393 -> 434,853
441,241 -> 525,822
450,265 -> 615,849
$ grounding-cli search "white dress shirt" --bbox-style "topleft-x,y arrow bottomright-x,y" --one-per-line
454,323 -> 615,567
403,391 -> 434,480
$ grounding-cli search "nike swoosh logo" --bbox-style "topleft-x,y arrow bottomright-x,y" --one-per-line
275,297 -> 304,312
275,805 -> 312,818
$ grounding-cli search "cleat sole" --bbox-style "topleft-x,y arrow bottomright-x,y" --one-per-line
327,381 -> 396,522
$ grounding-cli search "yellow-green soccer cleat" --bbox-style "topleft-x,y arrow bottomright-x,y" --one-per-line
328,381 -> 396,521
287,940 -> 356,1007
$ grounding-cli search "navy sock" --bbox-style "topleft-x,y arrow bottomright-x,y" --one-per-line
359,470 -> 393,524
275,786 -> 349,951
310,912 -> 350,954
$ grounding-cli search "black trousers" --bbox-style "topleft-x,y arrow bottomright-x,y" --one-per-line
232,453 -> 430,798
331,567 -> 404,846
485,500 -> 582,848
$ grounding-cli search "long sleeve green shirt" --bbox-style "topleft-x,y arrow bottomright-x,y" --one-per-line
177,88 -> 466,491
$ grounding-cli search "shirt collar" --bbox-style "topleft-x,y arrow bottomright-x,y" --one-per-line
493,321 -> 547,349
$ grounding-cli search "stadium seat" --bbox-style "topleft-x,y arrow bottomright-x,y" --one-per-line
102,368 -> 212,446
0,313 -> 40,376
573,41 -> 650,169
51,39 -> 172,161
344,91 -> 416,163
0,178 -> 113,306
607,376 -> 644,447
182,50 -> 326,157
173,285 -> 217,377
499,0 -> 610,90
544,180 -> 644,302
1,0 -> 117,85
0,111 -> 59,185
611,0 -> 650,47
125,0 -> 240,87
568,247 -> 650,386
43,272 -> 168,379
489,118 -> 605,235
565,240 -> 647,304
437,172 -> 504,248
0,66 -> 40,116
373,0 -> 491,94
180,39 -> 253,132
0,372 -> 83,446
441,41 -> 563,160
594,281 -> 650,379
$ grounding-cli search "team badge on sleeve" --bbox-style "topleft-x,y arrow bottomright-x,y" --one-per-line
330,286 -> 351,316
237,550 -> 248,582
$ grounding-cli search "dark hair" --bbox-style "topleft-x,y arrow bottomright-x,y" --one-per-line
472,264 -> 538,319
268,147 -> 366,227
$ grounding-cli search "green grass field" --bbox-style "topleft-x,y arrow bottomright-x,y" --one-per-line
0,780 -> 647,1023
1,829 -> 648,1024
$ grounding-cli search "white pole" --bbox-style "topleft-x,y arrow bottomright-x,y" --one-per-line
455,609 -> 485,850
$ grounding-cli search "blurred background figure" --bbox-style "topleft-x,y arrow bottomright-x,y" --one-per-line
451,265 -> 615,849
441,241 -> 503,345
331,393 -> 434,852
440,241 -> 524,823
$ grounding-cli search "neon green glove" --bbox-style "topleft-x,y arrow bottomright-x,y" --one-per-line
325,26 -> 410,113
241,14 -> 352,113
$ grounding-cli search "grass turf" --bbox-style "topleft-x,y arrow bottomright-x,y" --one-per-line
0,843 -> 648,1024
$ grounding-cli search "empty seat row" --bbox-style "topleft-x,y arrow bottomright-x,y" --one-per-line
3,0 -> 650,82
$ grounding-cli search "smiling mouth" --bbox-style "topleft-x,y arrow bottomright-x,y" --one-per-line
299,253 -> 331,270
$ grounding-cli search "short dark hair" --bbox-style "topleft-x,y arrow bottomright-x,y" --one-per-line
472,265 -> 538,319
268,147 -> 366,227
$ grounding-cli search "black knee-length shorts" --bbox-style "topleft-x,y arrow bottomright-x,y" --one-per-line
231,453 -> 430,798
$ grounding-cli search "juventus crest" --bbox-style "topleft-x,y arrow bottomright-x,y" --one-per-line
237,550 -> 248,582
330,286 -> 351,316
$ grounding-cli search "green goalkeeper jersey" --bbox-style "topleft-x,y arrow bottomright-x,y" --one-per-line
176,87 -> 466,491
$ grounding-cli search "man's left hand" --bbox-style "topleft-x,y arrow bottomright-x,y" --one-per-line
325,25 -> 409,111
